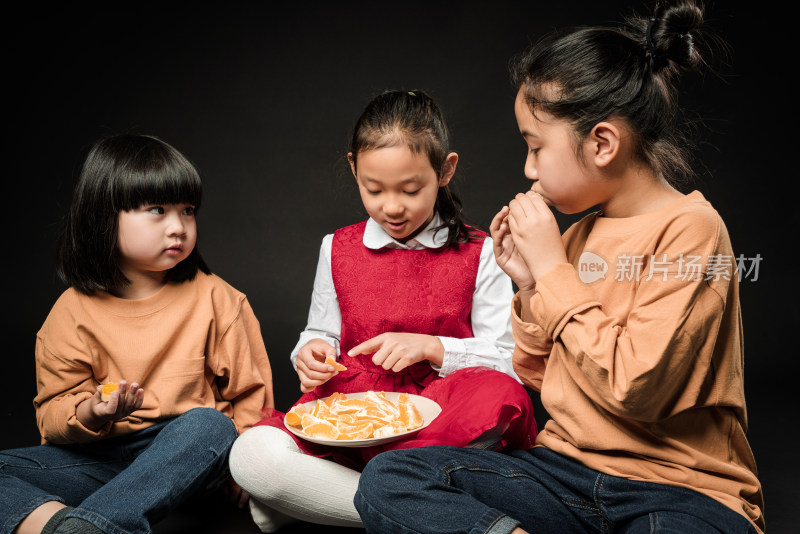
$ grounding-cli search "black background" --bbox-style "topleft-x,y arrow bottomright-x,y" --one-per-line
3,1 -> 792,531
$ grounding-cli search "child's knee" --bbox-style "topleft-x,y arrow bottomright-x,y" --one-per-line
229,426 -> 299,500
173,408 -> 237,450
357,451 -> 396,499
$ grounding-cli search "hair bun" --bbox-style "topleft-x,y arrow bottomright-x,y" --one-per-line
646,0 -> 704,70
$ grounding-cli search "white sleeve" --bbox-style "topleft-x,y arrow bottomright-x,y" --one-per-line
436,237 -> 519,381
290,234 -> 342,369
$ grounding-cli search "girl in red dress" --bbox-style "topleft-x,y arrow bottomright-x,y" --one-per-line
229,90 -> 537,531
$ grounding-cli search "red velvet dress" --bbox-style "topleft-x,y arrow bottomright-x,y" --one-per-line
255,221 -> 537,469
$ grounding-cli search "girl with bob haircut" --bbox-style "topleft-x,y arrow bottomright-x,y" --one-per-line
0,134 -> 274,534
230,90 -> 537,532
57,133 -> 209,294
354,2 -> 765,533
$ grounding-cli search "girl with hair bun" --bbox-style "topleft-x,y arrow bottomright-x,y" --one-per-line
354,2 -> 765,533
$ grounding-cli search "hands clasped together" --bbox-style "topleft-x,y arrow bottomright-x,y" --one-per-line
490,191 -> 567,290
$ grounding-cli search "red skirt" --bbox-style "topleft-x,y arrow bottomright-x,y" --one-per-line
254,364 -> 538,471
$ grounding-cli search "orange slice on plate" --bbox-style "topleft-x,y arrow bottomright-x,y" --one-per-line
285,404 -> 309,427
311,400 -> 331,418
324,391 -> 347,407
398,395 -> 423,428
374,420 -> 408,438
290,390 -> 428,442
337,422 -> 375,440
364,391 -> 400,418
303,420 -> 340,440
300,413 -> 324,429
336,413 -> 358,425
329,398 -> 368,415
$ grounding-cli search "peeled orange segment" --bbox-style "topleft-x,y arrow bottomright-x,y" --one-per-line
292,390 -> 426,441
337,422 -> 375,440
303,420 -> 340,440
338,421 -> 374,434
398,399 -> 423,429
324,391 -> 347,407
285,412 -> 301,427
354,413 -> 393,426
300,413 -> 324,429
311,400 -> 331,418
324,356 -> 347,371
359,406 -> 395,425
323,415 -> 344,426
285,404 -> 309,427
363,403 -> 395,419
100,382 -> 119,402
374,420 -> 408,438
364,391 -> 400,418
329,398 -> 368,415
336,414 -> 358,425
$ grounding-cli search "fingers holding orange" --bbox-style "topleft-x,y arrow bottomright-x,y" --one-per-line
296,344 -> 341,391
100,382 -> 119,402
95,380 -> 143,420
324,356 -> 347,371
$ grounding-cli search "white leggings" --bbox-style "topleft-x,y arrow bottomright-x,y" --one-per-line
229,426 -> 363,531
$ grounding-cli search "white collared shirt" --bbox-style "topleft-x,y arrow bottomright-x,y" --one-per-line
291,215 -> 519,381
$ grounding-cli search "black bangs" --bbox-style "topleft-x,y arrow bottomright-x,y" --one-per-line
58,134 -> 209,295
104,134 -> 203,212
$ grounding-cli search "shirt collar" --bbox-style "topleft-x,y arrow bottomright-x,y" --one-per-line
363,214 -> 448,250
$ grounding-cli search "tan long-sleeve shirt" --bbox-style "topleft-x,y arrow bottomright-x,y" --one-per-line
512,191 -> 764,531
34,272 -> 274,444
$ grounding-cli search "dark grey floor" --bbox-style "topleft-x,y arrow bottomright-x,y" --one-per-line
2,391 -> 787,532
149,391 -> 789,534
153,494 -> 364,534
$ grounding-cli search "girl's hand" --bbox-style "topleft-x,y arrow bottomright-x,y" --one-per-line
295,339 -> 339,393
348,333 -> 444,373
490,206 -> 536,290
507,192 -> 568,282
77,380 -> 144,430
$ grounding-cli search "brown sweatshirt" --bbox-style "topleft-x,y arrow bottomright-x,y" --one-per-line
512,191 -> 764,531
34,272 -> 274,444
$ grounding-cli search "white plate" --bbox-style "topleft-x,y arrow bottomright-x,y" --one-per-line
284,391 -> 442,448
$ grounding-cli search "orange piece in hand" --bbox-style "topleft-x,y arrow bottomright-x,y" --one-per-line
100,382 -> 119,402
325,356 -> 347,371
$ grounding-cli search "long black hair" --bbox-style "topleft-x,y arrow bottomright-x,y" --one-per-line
57,134 -> 210,295
349,90 -> 479,247
510,0 -> 712,186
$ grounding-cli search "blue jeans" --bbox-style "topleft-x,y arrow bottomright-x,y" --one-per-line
0,407 -> 237,534
354,446 -> 758,534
